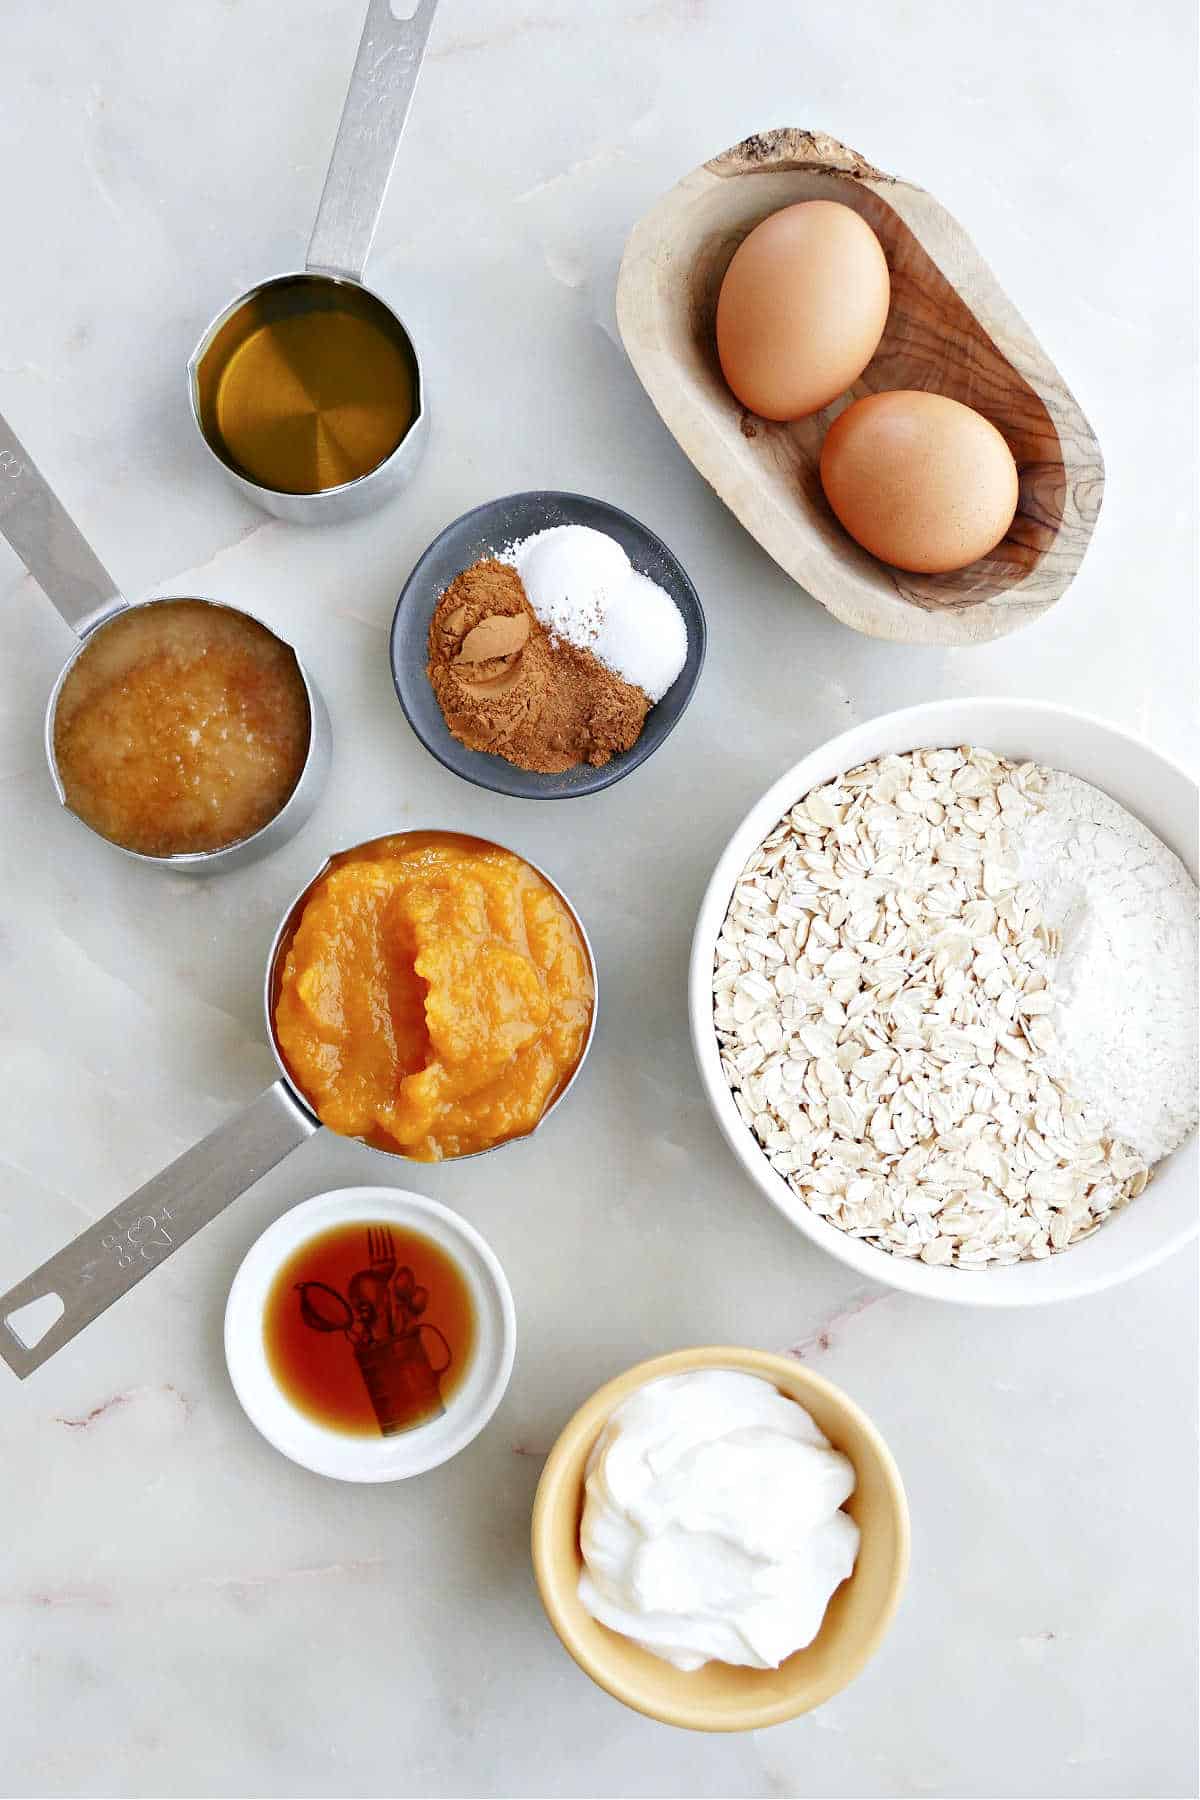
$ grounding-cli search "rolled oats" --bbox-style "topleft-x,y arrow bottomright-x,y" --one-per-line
711,748 -> 1161,1271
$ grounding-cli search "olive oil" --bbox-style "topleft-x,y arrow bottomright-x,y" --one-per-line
195,276 -> 417,496
263,1221 -> 476,1438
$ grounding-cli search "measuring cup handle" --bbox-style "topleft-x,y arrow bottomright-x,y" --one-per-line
0,1081 -> 317,1380
306,0 -> 439,282
0,411 -> 126,638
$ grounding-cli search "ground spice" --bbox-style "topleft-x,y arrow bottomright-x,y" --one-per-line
426,559 -> 649,774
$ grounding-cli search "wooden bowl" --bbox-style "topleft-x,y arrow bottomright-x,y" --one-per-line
616,129 -> 1104,646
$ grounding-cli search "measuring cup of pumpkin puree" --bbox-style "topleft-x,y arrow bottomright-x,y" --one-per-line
0,830 -> 596,1379
188,0 -> 437,523
0,409 -> 330,870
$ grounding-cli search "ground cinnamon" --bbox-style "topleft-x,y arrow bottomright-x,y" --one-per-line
426,559 -> 649,774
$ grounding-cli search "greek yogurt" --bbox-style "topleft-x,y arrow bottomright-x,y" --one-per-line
577,1369 -> 860,1672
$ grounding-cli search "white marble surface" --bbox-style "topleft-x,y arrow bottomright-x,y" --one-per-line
1,2 -> 1196,1795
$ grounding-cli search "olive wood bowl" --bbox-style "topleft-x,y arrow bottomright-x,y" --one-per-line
615,129 -> 1105,646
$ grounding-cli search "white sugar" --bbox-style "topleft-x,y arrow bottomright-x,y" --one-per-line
592,570 -> 689,703
504,525 -> 687,703
507,525 -> 628,646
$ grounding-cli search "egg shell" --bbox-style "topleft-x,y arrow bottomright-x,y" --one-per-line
819,391 -> 1020,575
715,201 -> 890,422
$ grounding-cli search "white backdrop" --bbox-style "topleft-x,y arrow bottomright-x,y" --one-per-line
0,2 -> 1195,1795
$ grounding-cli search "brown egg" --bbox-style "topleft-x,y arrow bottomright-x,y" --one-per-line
715,201 -> 890,421
819,391 -> 1020,574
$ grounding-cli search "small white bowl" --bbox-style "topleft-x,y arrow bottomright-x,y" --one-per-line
225,1187 -> 516,1479
689,699 -> 1198,1307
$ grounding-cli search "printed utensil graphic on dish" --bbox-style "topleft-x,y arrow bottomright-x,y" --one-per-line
0,832 -> 596,1379
188,0 -> 437,522
297,1283 -> 356,1333
0,411 -> 330,869
296,1226 -> 451,1435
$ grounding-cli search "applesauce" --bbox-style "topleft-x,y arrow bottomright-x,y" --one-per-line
274,832 -> 594,1161
52,600 -> 311,857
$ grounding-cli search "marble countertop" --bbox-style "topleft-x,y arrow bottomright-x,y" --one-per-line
1,2 -> 1196,1795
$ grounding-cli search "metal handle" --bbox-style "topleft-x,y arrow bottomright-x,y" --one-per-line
306,0 -> 439,281
0,411 -> 126,638
0,1082 -> 317,1379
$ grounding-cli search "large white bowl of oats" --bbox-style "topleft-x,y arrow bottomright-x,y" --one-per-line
690,699 -> 1199,1305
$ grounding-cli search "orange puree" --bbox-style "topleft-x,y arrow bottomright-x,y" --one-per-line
274,832 -> 593,1161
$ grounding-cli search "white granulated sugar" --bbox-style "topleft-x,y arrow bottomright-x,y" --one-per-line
712,748 -> 1199,1270
504,525 -> 688,703
1016,771 -> 1198,1164
591,570 -> 688,703
507,526 -> 629,646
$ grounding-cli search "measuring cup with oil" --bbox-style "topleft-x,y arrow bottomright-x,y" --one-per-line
0,830 -> 597,1378
189,0 -> 438,523
0,411 -> 331,869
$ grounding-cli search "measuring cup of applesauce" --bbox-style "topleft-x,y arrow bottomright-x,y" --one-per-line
188,0 -> 437,524
0,412 -> 331,870
0,830 -> 597,1378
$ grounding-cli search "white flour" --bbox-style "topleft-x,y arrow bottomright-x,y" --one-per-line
1018,771 -> 1199,1164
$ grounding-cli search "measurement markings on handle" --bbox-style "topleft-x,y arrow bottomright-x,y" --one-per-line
0,447 -> 25,516
97,1206 -> 177,1274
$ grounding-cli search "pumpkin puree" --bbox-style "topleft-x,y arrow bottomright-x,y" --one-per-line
274,832 -> 593,1161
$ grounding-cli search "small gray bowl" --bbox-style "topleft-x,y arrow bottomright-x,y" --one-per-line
390,490 -> 706,799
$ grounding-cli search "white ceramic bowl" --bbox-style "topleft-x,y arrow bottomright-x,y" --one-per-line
225,1187 -> 516,1478
689,699 -> 1198,1307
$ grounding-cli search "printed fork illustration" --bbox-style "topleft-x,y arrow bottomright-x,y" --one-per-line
367,1225 -> 397,1335
367,1225 -> 396,1281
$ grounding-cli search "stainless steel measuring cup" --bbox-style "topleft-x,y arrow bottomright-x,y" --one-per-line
0,412 -> 331,871
188,0 -> 438,523
0,831 -> 597,1377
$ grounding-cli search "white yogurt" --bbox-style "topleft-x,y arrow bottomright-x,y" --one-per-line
578,1369 -> 860,1672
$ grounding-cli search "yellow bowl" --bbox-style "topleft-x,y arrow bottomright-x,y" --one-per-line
531,1346 -> 910,1732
